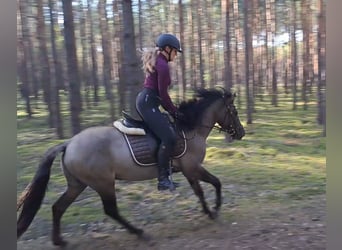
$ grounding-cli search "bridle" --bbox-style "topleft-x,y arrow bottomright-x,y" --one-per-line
200,96 -> 238,137
214,100 -> 237,136
174,94 -> 239,140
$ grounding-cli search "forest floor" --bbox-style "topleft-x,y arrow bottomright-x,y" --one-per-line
17,184 -> 325,250
17,94 -> 326,250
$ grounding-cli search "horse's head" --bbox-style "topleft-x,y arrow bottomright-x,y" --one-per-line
215,90 -> 245,140
177,88 -> 245,140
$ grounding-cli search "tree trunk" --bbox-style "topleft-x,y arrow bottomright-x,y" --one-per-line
291,0 -> 298,110
98,0 -> 115,120
79,0 -> 91,109
37,0 -> 54,128
264,0 -> 271,93
178,0 -> 186,100
196,0 -> 205,88
317,0 -> 326,135
270,0 -> 277,106
62,0 -> 82,135
48,0 -> 64,138
113,0 -> 125,114
18,0 -> 36,114
88,0 -> 99,105
17,40 -> 32,118
243,0 -> 253,124
222,0 -> 233,91
301,0 -> 310,110
121,0 -> 144,116
233,0 -> 242,107
189,1 -> 197,88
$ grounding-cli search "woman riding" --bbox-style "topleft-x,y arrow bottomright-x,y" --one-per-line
136,33 -> 184,191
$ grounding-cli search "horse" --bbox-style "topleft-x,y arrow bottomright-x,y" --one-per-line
17,88 -> 245,246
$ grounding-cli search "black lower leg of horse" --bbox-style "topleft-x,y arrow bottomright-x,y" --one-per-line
52,185 -> 85,246
187,178 -> 214,218
100,195 -> 143,236
198,168 -> 222,211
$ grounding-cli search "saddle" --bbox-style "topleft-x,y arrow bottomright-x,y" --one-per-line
113,111 -> 186,167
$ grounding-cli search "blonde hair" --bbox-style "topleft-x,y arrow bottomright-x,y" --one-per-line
139,48 -> 159,75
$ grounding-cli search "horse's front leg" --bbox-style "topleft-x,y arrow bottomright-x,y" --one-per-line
197,167 -> 222,212
186,177 -> 217,219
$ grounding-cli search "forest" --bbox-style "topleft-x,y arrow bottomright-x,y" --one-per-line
17,1 -> 326,249
17,0 -> 326,138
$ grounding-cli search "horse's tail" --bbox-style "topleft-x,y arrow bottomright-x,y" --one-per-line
17,141 -> 69,239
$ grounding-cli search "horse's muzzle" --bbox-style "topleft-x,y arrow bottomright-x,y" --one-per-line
230,126 -> 245,140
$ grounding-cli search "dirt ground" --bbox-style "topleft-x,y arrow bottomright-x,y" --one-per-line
17,192 -> 325,250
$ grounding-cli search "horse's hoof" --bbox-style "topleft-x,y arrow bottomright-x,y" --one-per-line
53,237 -> 67,246
138,232 -> 152,241
133,228 -> 144,236
208,210 -> 218,220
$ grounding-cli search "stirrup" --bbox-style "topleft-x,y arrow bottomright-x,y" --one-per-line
157,179 -> 176,191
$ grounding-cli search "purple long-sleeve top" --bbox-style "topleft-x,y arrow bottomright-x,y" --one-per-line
143,53 -> 178,114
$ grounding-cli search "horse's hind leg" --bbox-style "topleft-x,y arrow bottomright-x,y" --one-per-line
96,182 -> 144,237
52,183 -> 86,246
100,195 -> 143,236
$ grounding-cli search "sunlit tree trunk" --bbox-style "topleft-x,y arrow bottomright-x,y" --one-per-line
291,0 -> 298,110
243,0 -> 253,124
254,0 -> 263,101
264,0 -> 271,93
301,0 -> 310,110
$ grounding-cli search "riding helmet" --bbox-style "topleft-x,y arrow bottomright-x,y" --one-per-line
156,33 -> 182,53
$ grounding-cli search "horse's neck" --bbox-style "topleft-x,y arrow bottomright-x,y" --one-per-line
194,104 -> 217,138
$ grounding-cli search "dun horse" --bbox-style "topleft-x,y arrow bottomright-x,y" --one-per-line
17,88 -> 245,245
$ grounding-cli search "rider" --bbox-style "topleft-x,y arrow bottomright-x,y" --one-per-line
136,33 -> 183,191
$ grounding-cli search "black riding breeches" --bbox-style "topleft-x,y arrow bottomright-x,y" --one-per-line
136,88 -> 177,166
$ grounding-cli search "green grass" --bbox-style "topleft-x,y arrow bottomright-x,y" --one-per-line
17,89 -> 326,237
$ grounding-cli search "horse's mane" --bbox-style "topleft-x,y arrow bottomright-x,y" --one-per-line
177,88 -> 232,131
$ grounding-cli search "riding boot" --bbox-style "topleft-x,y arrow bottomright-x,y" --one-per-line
167,166 -> 180,188
157,145 -> 175,191
157,165 -> 174,191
